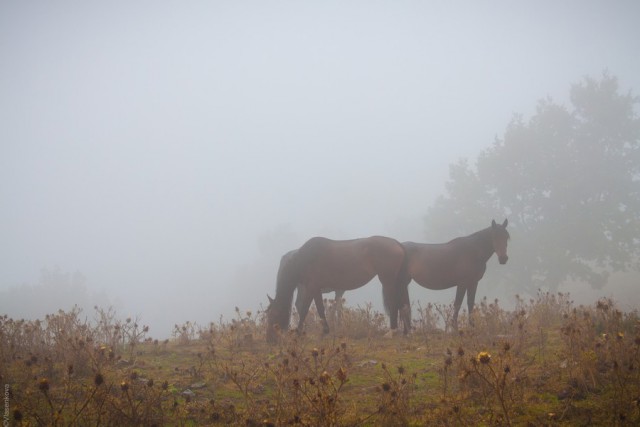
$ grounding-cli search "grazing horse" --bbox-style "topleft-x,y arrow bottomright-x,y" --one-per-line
266,236 -> 408,343
276,250 -> 347,334
400,219 -> 510,329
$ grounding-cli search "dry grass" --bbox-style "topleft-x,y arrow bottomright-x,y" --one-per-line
2,291 -> 640,426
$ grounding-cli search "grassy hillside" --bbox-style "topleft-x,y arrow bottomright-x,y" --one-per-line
2,292 -> 639,426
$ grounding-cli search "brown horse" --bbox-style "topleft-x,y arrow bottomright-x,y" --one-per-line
266,236 -> 408,343
400,219 -> 510,329
276,250 -> 346,334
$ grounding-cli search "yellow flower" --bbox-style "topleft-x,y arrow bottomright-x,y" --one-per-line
477,351 -> 491,364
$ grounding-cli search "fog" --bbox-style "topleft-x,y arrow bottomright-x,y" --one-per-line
2,1 -> 639,337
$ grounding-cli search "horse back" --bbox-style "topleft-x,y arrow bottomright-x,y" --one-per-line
297,236 -> 404,289
403,239 -> 484,289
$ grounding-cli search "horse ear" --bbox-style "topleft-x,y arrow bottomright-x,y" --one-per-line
267,294 -> 275,304
502,218 -> 508,228
491,219 -> 497,228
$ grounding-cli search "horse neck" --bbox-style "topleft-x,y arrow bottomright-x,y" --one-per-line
468,227 -> 495,262
273,267 -> 298,323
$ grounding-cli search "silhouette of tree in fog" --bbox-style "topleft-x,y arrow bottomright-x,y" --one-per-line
425,73 -> 640,294
0,267 -> 112,319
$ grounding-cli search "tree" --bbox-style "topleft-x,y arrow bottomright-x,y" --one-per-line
0,267 -> 113,319
425,74 -> 640,294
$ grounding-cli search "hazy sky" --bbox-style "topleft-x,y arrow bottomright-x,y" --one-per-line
2,1 -> 639,335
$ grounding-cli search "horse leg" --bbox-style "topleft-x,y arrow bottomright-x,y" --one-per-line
381,282 -> 399,330
295,286 -> 314,335
452,285 -> 466,331
466,282 -> 478,327
314,292 -> 330,334
398,282 -> 411,335
335,290 -> 345,325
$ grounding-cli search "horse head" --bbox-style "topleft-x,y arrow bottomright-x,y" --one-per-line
491,219 -> 510,264
265,294 -> 287,343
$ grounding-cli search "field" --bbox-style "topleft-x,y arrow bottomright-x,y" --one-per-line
2,292 -> 639,426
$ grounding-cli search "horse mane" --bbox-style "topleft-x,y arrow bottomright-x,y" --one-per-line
466,226 -> 499,262
468,225 -> 492,239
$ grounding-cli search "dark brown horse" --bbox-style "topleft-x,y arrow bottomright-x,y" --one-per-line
276,250 -> 346,334
266,236 -> 408,343
400,219 -> 510,329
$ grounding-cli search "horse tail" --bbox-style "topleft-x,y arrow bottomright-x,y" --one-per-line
381,239 -> 409,317
398,243 -> 411,306
382,285 -> 394,316
393,242 -> 412,329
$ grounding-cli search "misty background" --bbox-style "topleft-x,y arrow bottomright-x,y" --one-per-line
2,1 -> 639,338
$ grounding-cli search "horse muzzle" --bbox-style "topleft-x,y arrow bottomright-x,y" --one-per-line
498,255 -> 508,264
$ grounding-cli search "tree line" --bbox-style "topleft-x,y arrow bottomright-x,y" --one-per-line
425,73 -> 640,295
